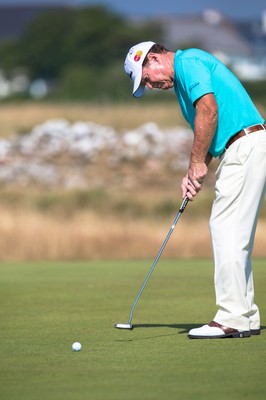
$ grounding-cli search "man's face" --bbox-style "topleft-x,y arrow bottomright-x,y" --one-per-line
141,54 -> 174,92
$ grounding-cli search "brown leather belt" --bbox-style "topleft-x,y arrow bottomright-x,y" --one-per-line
225,123 -> 266,150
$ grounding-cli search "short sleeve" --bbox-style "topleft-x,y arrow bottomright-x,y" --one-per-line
178,58 -> 214,105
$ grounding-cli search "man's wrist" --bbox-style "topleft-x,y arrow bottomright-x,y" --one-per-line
190,157 -> 207,165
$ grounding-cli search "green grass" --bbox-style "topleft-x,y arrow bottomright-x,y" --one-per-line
0,259 -> 265,400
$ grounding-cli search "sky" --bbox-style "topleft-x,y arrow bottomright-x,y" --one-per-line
0,0 -> 265,21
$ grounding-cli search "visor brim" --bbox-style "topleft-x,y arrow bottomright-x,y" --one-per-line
132,70 -> 145,98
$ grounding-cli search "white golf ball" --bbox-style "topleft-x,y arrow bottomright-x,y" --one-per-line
72,342 -> 82,352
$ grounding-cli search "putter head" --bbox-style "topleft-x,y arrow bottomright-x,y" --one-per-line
115,323 -> 133,330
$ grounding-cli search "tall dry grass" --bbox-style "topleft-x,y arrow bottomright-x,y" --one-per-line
0,206 -> 265,261
0,102 -> 185,137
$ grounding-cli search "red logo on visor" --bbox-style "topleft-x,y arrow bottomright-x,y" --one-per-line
134,50 -> 143,62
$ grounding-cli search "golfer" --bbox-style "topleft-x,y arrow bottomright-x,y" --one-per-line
124,41 -> 266,339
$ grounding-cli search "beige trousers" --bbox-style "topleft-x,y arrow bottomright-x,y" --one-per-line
209,129 -> 266,331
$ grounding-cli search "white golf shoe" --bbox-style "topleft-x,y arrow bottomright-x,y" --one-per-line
188,321 -> 251,339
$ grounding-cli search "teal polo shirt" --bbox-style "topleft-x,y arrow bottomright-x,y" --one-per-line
174,49 -> 264,157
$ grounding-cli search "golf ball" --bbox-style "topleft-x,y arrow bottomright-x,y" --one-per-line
72,342 -> 82,352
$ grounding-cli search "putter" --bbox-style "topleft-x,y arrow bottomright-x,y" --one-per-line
115,196 -> 189,330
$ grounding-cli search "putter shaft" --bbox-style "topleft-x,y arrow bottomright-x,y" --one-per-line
127,196 -> 189,325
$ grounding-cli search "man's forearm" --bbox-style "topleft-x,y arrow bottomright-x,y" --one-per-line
191,94 -> 218,165
182,94 -> 217,200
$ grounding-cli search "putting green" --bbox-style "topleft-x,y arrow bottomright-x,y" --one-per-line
0,260 -> 265,400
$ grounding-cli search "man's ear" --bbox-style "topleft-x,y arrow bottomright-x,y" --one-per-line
146,53 -> 159,63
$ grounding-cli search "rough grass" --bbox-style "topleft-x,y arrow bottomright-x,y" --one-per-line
0,260 -> 265,400
0,187 -> 265,261
0,101 -> 185,137
0,201 -> 265,261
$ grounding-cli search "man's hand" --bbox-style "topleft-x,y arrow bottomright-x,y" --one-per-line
182,161 -> 208,200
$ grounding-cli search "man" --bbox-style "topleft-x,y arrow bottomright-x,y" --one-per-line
124,41 -> 266,339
